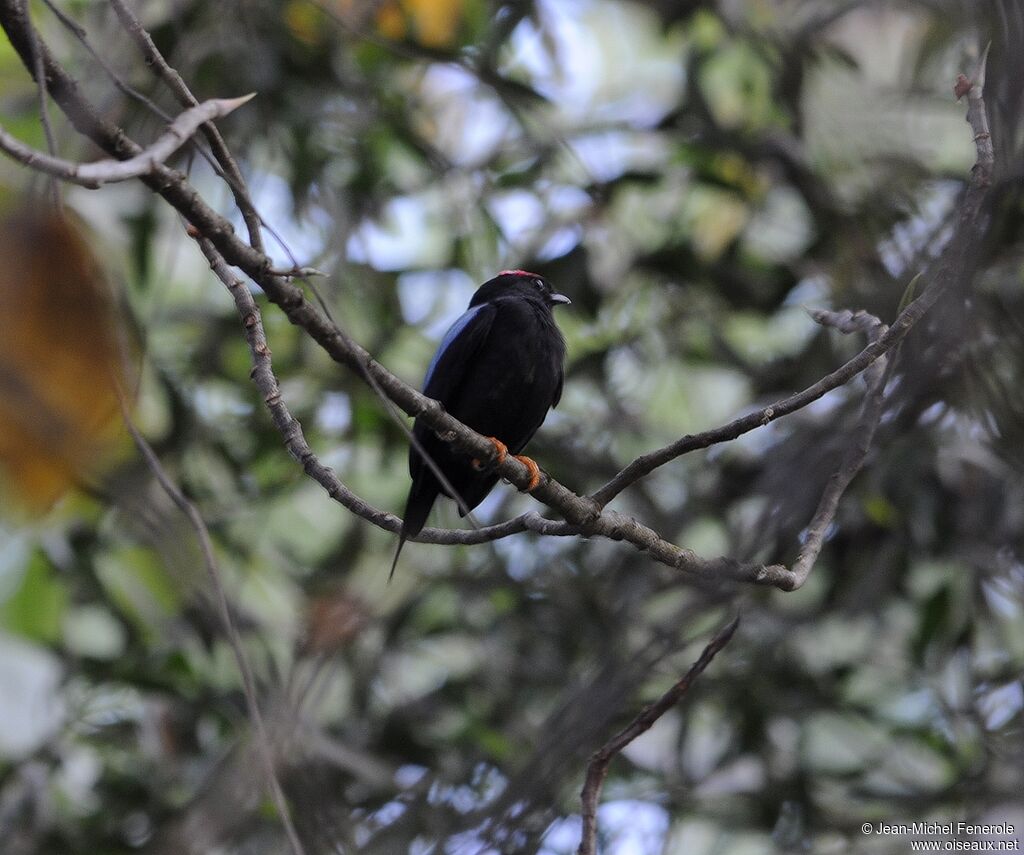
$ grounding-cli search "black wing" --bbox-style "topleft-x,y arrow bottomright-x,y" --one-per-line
421,302 -> 497,406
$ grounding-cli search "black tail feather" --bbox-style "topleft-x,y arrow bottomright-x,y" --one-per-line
388,537 -> 407,583
389,475 -> 438,581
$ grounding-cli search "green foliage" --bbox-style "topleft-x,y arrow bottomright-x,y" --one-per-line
1,550 -> 67,644
2,1 -> 1023,854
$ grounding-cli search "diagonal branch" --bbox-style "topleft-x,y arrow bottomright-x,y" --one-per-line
576,616 -> 740,855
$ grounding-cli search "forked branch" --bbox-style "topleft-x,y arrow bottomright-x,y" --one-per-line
577,616 -> 740,855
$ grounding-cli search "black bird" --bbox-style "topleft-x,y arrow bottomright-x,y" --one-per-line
390,270 -> 571,578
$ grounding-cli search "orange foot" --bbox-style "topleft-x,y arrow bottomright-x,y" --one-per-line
513,455 -> 541,492
472,437 -> 508,471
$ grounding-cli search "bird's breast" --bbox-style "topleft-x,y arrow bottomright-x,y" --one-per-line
447,300 -> 563,446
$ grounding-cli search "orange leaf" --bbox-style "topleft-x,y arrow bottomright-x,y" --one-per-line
0,208 -> 132,512
376,0 -> 463,48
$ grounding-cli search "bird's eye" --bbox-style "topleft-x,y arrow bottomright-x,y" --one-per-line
534,278 -> 545,291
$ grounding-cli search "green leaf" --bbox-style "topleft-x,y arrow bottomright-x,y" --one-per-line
0,550 -> 68,644
95,547 -> 181,637
897,272 -> 924,316
864,495 -> 898,528
914,587 -> 951,662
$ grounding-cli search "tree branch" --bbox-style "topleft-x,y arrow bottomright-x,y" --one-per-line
38,0 -> 289,265
0,94 -> 253,187
576,616 -> 740,855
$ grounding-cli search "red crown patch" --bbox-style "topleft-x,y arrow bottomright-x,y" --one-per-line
498,269 -> 542,279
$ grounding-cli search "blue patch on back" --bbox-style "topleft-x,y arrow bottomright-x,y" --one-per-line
424,304 -> 484,388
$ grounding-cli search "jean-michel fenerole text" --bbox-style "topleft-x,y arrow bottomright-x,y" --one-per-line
871,822 -> 1015,837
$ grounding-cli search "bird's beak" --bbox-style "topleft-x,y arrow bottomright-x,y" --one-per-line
549,293 -> 572,306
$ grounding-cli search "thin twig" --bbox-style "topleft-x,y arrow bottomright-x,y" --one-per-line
268,265 -> 326,278
23,2 -> 59,207
957,44 -> 994,172
40,0 -> 174,124
576,616 -> 740,855
44,0 -> 302,268
787,310 -> 893,589
120,408 -> 307,855
108,0 -> 266,253
193,236 -> 397,525
0,94 -> 254,187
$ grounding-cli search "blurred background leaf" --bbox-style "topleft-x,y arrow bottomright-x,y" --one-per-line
0,211 -> 132,512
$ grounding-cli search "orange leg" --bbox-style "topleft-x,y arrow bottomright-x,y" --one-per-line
472,436 -> 508,470
513,455 -> 541,492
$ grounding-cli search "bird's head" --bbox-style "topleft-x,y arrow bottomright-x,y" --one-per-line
470,270 -> 572,310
